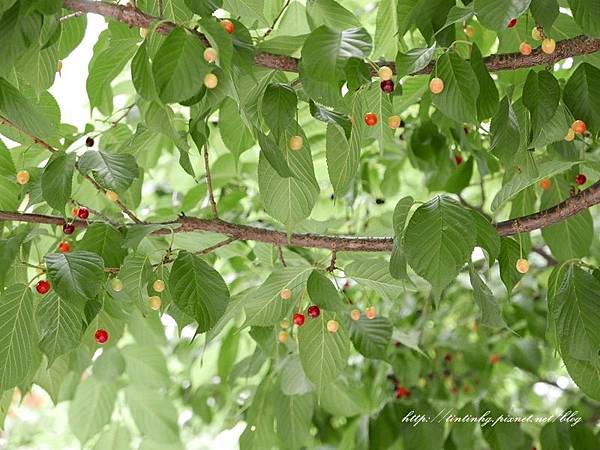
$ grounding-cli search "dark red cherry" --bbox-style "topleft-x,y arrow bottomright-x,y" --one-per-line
36,280 -> 51,294
63,223 -> 75,235
95,329 -> 109,344
380,79 -> 394,93
77,207 -> 89,219
307,305 -> 320,318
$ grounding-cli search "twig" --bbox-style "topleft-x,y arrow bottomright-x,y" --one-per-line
203,144 -> 219,219
327,250 -> 337,272
531,247 -> 558,266
276,245 -> 287,267
198,237 -> 236,255
0,116 -> 57,153
60,11 -> 84,21
262,0 -> 291,39
62,1 -> 600,76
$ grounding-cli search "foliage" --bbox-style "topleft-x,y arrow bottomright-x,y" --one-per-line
1,0 -> 600,448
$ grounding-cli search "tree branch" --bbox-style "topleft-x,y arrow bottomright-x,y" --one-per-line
62,0 -> 600,76
3,178 -> 600,252
203,144 -> 218,219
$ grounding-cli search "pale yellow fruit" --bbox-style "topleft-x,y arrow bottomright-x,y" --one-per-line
57,60 -> 63,74
326,320 -> 339,333
111,278 -> 123,292
516,258 -> 530,274
378,66 -> 393,81
106,190 -> 119,202
288,135 -> 303,151
541,38 -> 556,54
464,25 -> 475,38
278,330 -> 289,343
203,47 -> 218,63
204,73 -> 218,89
350,309 -> 361,321
519,42 -> 532,56
280,318 -> 290,328
531,26 -> 543,41
140,27 -> 149,39
564,128 -> 575,142
280,288 -> 292,300
16,170 -> 30,185
148,295 -> 162,311
153,279 -> 166,293
365,306 -> 376,320
387,115 -> 401,129
429,77 -> 444,94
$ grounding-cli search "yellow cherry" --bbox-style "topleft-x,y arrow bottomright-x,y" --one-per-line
140,27 -> 149,39
326,320 -> 339,333
16,170 -> 30,185
531,26 -> 543,41
280,288 -> 292,300
387,115 -> 402,129
153,279 -> 165,293
203,47 -> 218,63
378,66 -> 393,81
111,278 -> 123,292
106,190 -> 119,202
365,306 -> 376,320
464,25 -> 475,38
516,258 -> 529,274
541,38 -> 556,54
278,330 -> 289,343
429,77 -> 444,94
204,73 -> 218,89
350,309 -> 361,321
280,318 -> 290,328
288,135 -> 303,151
519,42 -> 532,56
148,295 -> 162,311
564,128 -> 575,141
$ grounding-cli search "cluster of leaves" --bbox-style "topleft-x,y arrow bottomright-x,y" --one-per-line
1,0 -> 600,448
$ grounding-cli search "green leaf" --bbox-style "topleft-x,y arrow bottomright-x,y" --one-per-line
198,18 -> 233,70
306,270 -> 345,312
474,0 -> 531,31
300,26 -> 372,84
548,263 -> 600,363
541,177 -> 593,260
275,392 -> 314,450
469,269 -> 506,328
261,83 -> 297,139
243,267 -> 312,326
256,130 -> 293,178
393,196 -> 415,237
152,27 -> 210,104
257,138 -> 319,230
93,425 -> 131,450
508,337 -> 542,375
539,422 -> 571,450
45,251 -> 105,301
344,258 -> 404,301
373,0 -> 398,59
280,355 -> 313,396
37,291 -> 85,365
563,62 -> 600,135
405,196 -> 476,296
568,0 -> 600,37
219,98 -> 255,160
122,345 -> 169,389
77,223 -> 127,268
319,377 -> 370,416
41,152 -> 75,212
298,311 -> 350,397
479,400 -> 526,450
169,251 -> 229,333
68,376 -> 118,445
490,160 -> 578,211
530,0 -> 558,30
431,52 -> 479,123
58,14 -> 87,60
131,41 -> 158,101
395,45 -> 435,78
0,77 -> 53,139
306,0 -> 361,31
119,254 -> 152,309
126,385 -> 180,442
523,70 -> 560,131
349,316 -> 392,360
78,150 -> 139,193
402,402 -> 445,450
490,96 -> 522,162
0,284 -> 35,391
498,237 -> 523,294
472,210 -> 501,263
561,354 -> 600,401
326,123 -> 359,197
470,44 -> 499,120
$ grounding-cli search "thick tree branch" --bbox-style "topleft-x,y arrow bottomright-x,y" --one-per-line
2,180 -> 600,251
62,0 -> 600,76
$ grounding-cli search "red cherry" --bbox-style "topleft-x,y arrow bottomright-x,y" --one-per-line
507,18 -> 517,28
95,329 -> 109,344
444,352 -> 452,364
220,19 -> 234,34
63,223 -> 75,235
293,313 -> 305,326
427,372 -> 434,380
307,305 -> 320,318
58,241 -> 71,253
575,174 -> 587,185
364,113 -> 378,127
77,207 -> 89,219
35,280 -> 51,295
85,136 -> 94,147
380,80 -> 394,93
395,385 -> 411,399
454,154 -> 463,165
490,354 -> 500,365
